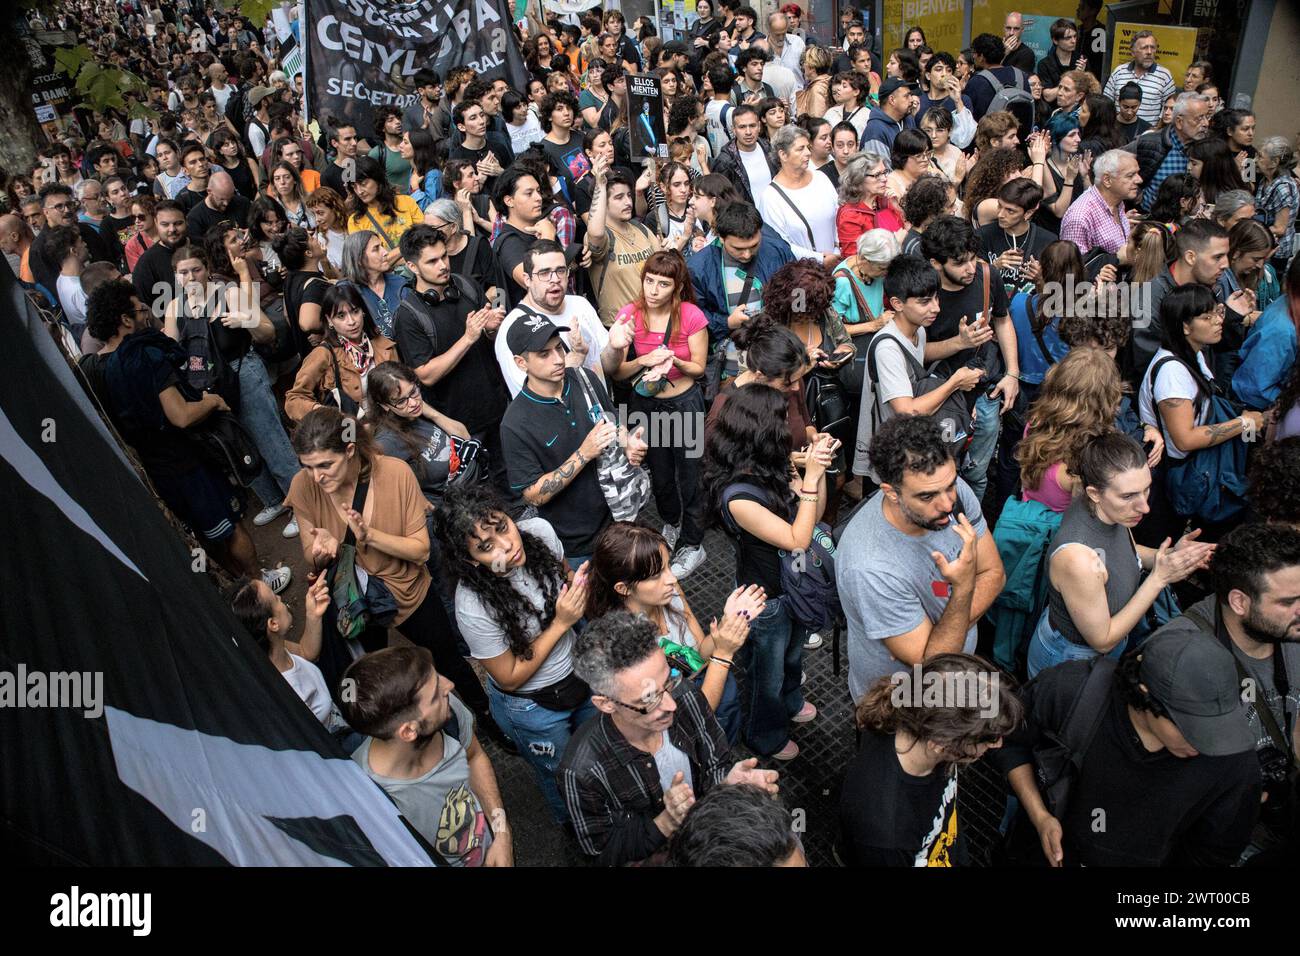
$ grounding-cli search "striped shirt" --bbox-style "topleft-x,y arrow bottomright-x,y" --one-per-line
558,682 -> 730,865
1060,185 -> 1132,256
1103,62 -> 1176,125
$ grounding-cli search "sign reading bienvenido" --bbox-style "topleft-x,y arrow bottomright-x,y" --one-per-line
627,74 -> 667,162
304,0 -> 529,141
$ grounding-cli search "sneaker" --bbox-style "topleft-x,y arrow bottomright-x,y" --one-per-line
801,670 -> 807,686
804,631 -> 824,650
254,504 -> 286,526
661,523 -> 681,550
281,516 -> 299,538
261,564 -> 293,594
791,701 -> 817,723
669,544 -> 706,579
772,740 -> 800,761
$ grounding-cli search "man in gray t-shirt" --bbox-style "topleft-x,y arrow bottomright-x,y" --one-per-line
837,415 -> 1004,702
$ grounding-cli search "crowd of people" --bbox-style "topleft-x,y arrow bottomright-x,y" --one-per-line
10,0 -> 1300,868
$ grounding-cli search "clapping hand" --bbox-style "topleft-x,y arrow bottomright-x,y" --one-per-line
723,583 -> 767,622
724,757 -> 779,794
308,527 -> 339,571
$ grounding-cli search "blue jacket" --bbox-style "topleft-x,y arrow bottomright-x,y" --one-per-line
1233,295 -> 1297,410
859,107 -> 915,157
687,226 -> 794,344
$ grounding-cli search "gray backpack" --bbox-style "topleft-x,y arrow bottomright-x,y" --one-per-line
978,67 -> 1035,140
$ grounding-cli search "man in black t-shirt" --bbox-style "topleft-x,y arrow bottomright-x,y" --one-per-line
975,178 -> 1056,298
320,122 -> 360,197
449,101 -> 513,196
132,200 -> 189,316
392,225 -> 510,495
185,171 -> 251,237
491,168 -> 555,311
921,217 -> 1018,502
539,91 -> 590,203
176,143 -> 212,213
499,314 -> 647,562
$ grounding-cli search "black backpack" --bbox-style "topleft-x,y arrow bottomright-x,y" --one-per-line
1033,657 -> 1117,820
865,333 -> 974,463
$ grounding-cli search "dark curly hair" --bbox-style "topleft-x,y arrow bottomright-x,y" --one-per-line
1211,521 -> 1300,604
869,414 -> 953,487
85,279 -> 139,343
962,147 -> 1024,223
431,484 -> 570,661
760,259 -> 835,327
901,174 -> 952,228
1248,437 -> 1300,527
702,383 -> 797,530
1057,310 -> 1131,352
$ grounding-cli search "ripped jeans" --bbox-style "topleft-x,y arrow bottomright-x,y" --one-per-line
488,680 -> 598,823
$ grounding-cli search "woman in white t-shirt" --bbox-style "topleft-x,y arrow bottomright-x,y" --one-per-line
1138,284 -> 1263,541
822,71 -> 872,143
759,124 -> 842,266
434,486 -> 595,823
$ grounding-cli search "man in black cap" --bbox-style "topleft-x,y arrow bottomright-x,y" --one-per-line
859,77 -> 919,161
1154,523 -> 1300,863
993,631 -> 1261,866
499,312 -> 647,565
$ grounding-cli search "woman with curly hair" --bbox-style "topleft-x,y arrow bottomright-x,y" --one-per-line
763,258 -> 856,371
839,653 -> 1020,866
1146,173 -> 1203,230
702,384 -> 837,760
962,147 -> 1027,229
432,483 -> 594,821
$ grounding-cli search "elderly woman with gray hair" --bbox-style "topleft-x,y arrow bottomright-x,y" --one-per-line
833,228 -> 899,399
421,197 -> 501,300
1211,189 -> 1257,232
757,124 -> 843,266
836,153 -> 907,257
1254,135 -> 1298,274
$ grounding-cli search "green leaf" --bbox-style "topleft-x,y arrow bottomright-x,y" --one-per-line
240,0 -> 279,25
53,44 -> 92,78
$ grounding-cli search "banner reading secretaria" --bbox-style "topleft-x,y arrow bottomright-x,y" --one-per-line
304,0 -> 529,141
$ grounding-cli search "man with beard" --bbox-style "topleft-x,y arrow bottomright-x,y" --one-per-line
131,200 -> 189,316
341,645 -> 512,867
1156,524 -> 1300,862
560,612 -> 779,866
837,414 -> 1005,703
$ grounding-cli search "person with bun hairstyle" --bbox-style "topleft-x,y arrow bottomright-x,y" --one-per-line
839,653 -> 1021,866
704,313 -> 813,454
1027,431 -> 1216,677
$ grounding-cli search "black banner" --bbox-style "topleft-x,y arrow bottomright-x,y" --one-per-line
627,74 -> 667,163
304,0 -> 530,141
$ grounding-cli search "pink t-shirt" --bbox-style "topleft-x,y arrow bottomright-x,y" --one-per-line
1023,462 -> 1073,513
617,302 -> 709,383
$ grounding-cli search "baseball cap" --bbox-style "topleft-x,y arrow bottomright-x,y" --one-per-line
507,312 -> 570,356
878,77 -> 919,101
1137,630 -> 1255,757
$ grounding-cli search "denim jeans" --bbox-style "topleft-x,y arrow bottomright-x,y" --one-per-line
738,594 -> 806,755
488,681 -> 598,822
961,391 -> 1003,503
236,351 -> 300,508
1026,607 -> 1127,678
693,669 -> 742,745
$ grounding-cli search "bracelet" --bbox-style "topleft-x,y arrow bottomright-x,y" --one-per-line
799,486 -> 818,495
709,656 -> 733,669
798,494 -> 819,503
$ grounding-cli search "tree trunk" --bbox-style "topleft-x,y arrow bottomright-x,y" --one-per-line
0,18 -> 44,175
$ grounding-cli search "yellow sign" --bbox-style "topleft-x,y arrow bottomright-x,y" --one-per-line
972,0 -> 1087,42
1110,21 -> 1200,88
883,0 -> 964,57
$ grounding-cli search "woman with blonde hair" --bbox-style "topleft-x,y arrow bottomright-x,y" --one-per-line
268,161 -> 315,230
796,44 -> 833,118
1017,347 -> 1124,513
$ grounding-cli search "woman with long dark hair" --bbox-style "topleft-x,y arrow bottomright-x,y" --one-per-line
272,224 -> 331,359
211,127 -> 260,200
1078,93 -> 1124,156
432,483 -> 593,821
609,250 -> 711,578
1186,136 -> 1246,207
840,653 -> 1020,866
401,128 -> 447,211
285,282 -> 398,421
586,521 -> 762,743
1147,173 -> 1203,228
706,314 -> 813,454
248,195 -> 289,274
344,154 -> 423,257
702,384 -> 838,760
285,406 -> 491,719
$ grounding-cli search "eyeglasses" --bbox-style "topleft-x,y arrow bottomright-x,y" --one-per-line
866,169 -> 889,179
46,200 -> 76,212
604,671 -> 687,715
531,266 -> 570,280
133,213 -> 149,221
388,387 -> 422,408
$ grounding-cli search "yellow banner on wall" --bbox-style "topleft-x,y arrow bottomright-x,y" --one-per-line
971,0 -> 1086,43
1110,21 -> 1199,87
883,0 -> 964,56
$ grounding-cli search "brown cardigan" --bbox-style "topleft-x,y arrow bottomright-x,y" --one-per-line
285,335 -> 398,421
795,74 -> 831,120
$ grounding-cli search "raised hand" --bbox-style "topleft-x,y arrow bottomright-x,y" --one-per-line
724,757 -> 779,793
724,584 -> 767,621
931,513 -> 977,589
708,612 -> 750,656
957,314 -> 995,349
304,571 -> 331,621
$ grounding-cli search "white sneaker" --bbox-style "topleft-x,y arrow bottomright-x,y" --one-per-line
804,631 -> 824,650
261,565 -> 293,594
801,670 -> 808,686
661,523 -> 681,550
254,504 -> 286,526
670,544 -> 706,579
282,516 -> 299,539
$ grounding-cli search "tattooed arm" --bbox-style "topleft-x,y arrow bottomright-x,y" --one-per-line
1157,398 -> 1263,453
521,420 -> 618,506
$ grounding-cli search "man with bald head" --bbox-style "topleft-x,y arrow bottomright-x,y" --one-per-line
186,170 -> 251,237
0,214 -> 35,284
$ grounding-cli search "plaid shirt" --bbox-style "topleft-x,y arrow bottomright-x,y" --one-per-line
1060,185 -> 1132,256
558,682 -> 731,865
1142,130 -> 1188,211
1256,173 -> 1299,263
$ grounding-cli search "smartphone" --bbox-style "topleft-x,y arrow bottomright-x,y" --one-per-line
823,351 -> 854,368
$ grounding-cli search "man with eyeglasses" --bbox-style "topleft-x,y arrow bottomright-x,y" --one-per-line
29,183 -> 122,314
393,224 -> 512,496
495,239 -> 622,398
560,611 -> 779,865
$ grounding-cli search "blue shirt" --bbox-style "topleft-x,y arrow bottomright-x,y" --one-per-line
1233,295 -> 1297,410
1010,293 -> 1068,386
